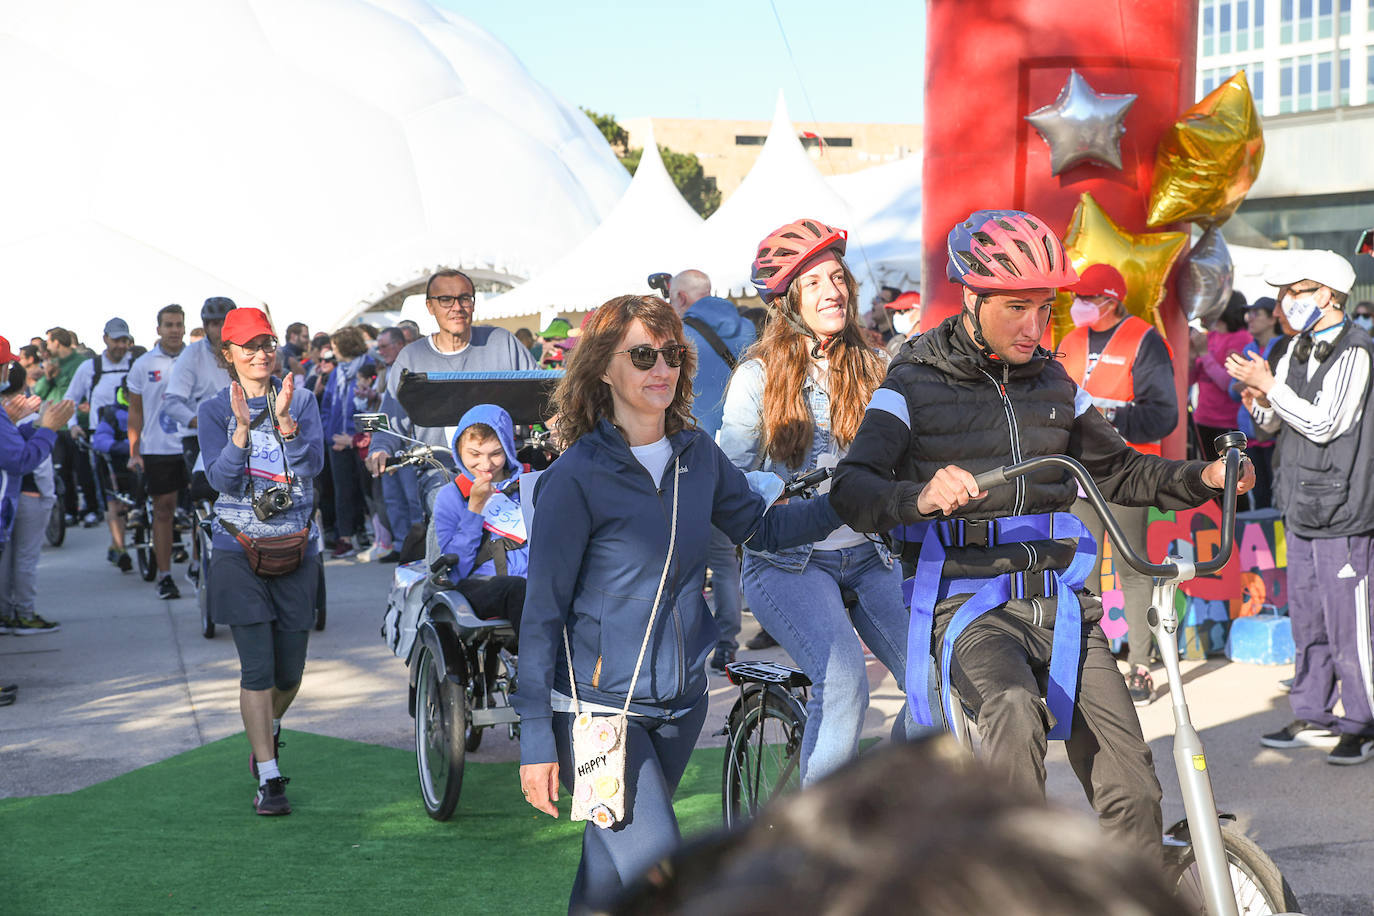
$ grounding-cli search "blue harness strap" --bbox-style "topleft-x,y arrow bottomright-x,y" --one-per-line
904,512 -> 1097,741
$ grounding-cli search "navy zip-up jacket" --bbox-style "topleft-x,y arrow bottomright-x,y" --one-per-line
514,418 -> 842,765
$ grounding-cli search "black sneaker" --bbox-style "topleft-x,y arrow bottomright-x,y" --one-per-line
250,728 -> 283,779
0,616 -> 16,635
709,647 -> 736,675
11,615 -> 61,636
1327,734 -> 1374,765
745,629 -> 778,651
1260,720 -> 1340,749
115,551 -> 133,573
156,575 -> 181,600
253,776 -> 291,815
1126,668 -> 1154,707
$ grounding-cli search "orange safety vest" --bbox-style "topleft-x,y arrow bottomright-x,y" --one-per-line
1060,316 -> 1163,456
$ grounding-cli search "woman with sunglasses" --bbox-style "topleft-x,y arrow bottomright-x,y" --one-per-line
717,218 -> 914,786
199,308 -> 324,816
514,295 -> 842,912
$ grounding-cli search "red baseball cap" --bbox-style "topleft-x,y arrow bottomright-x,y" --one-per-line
1068,263 -> 1127,300
884,291 -> 921,311
0,335 -> 13,365
221,308 -> 276,345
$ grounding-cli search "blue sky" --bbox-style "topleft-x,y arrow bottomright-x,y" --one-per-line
437,0 -> 925,124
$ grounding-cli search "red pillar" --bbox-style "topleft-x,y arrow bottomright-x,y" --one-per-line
922,0 -> 1199,457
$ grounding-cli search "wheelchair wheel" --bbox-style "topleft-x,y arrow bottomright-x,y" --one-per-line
415,643 -> 465,820
197,528 -> 214,639
45,499 -> 66,547
1167,823 -> 1299,915
722,686 -> 806,829
134,519 -> 157,582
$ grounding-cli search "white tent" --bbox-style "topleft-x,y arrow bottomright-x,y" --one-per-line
0,0 -> 629,346
826,153 -> 924,291
690,93 -> 878,298
477,127 -> 703,326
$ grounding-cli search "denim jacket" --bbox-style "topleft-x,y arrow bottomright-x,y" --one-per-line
718,358 -> 893,572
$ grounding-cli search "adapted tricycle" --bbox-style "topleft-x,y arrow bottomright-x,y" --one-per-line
367,370 -> 560,821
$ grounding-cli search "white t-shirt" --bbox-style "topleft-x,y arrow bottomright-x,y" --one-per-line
630,436 -> 674,487
807,364 -> 869,551
126,344 -> 184,456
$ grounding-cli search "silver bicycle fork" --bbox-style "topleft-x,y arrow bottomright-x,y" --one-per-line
1150,558 -> 1239,916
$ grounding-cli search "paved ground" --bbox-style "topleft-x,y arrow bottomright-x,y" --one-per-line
3,523 -> 1371,913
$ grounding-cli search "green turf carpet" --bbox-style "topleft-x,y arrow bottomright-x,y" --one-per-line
0,732 -> 727,914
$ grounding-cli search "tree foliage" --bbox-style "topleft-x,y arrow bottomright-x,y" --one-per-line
580,108 -> 720,218
580,107 -> 628,156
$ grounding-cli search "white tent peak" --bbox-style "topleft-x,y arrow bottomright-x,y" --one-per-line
692,90 -> 863,296
478,120 -> 703,322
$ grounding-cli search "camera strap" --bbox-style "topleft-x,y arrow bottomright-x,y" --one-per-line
243,383 -> 297,501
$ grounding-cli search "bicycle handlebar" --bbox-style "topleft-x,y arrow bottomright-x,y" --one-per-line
781,467 -> 832,499
969,431 -> 1247,579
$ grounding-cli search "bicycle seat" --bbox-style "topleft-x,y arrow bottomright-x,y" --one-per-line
724,660 -> 811,689
427,590 -> 516,642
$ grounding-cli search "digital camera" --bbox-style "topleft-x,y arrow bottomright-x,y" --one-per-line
252,485 -> 294,522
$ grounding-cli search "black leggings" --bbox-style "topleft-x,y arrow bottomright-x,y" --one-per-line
230,622 -> 309,691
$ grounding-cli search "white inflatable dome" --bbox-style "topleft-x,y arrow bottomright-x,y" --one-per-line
0,0 -> 629,344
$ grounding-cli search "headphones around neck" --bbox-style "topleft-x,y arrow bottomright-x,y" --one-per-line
1292,320 -> 1350,365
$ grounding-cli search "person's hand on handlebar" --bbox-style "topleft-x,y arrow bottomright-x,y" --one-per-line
1201,453 -> 1256,494
364,449 -> 390,476
519,762 -> 560,817
914,465 -> 987,518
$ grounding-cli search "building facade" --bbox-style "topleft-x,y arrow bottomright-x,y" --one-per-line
1200,0 -> 1374,302
1196,0 -> 1374,112
620,117 -> 921,199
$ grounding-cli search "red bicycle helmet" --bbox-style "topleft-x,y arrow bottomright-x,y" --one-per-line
751,219 -> 848,304
946,210 -> 1078,292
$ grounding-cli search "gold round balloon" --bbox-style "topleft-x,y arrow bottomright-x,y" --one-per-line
1147,70 -> 1264,228
1053,192 -> 1189,343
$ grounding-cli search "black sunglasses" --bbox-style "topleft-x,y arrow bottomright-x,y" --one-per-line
618,344 -> 687,370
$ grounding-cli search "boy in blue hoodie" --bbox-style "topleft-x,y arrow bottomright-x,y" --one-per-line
431,404 -> 526,635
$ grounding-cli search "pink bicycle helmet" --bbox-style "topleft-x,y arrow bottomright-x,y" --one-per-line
946,210 -> 1078,292
751,219 -> 848,304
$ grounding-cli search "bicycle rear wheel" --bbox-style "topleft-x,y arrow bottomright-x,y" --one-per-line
1167,824 -> 1299,915
415,643 -> 465,820
134,518 -> 157,582
196,526 -> 215,639
722,687 -> 806,829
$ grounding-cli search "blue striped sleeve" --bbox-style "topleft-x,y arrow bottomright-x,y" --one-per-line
866,387 -> 910,429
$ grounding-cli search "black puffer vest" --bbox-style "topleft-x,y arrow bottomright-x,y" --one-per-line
888,315 -> 1081,520
1274,322 -> 1374,538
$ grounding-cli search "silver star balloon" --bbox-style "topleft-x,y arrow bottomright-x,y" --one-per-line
1179,226 -> 1235,326
1025,70 -> 1137,175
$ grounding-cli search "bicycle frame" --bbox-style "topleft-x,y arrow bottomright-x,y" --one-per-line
971,432 -> 1247,916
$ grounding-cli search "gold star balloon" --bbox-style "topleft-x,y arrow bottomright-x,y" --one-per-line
1053,192 -> 1188,342
1147,70 -> 1264,227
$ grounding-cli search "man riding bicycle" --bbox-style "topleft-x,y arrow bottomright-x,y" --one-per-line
830,209 -> 1253,857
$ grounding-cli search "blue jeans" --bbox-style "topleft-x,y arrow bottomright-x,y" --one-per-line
706,526 -> 742,652
743,542 -> 912,785
552,698 -> 709,913
381,465 -> 423,540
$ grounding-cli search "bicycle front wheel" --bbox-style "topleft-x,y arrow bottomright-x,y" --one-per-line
722,686 -> 806,829
1167,824 -> 1300,915
45,500 -> 66,547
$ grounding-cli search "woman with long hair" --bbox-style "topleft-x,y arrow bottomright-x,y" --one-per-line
199,308 -> 324,816
514,295 -> 841,913
718,218 -> 913,785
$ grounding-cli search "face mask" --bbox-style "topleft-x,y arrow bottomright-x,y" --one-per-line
1069,297 -> 1101,328
892,311 -> 918,337
1281,293 -> 1323,333
1354,315 -> 1374,334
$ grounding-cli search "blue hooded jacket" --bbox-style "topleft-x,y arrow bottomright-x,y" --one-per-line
512,419 -> 841,765
0,413 -> 57,547
682,296 -> 756,436
93,406 -> 130,457
433,404 -> 528,580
